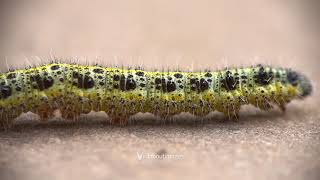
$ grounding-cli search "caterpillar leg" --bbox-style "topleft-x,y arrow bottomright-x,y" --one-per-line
223,110 -> 240,120
106,104 -> 131,125
0,120 -> 14,129
60,107 -> 81,121
38,110 -> 54,121
37,105 -> 55,121
253,99 -> 274,112
278,103 -> 287,112
221,102 -> 240,120
0,113 -> 15,129
273,97 -> 289,112
192,108 -> 212,124
109,114 -> 129,125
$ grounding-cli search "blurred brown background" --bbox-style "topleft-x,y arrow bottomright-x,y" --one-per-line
0,0 -> 319,180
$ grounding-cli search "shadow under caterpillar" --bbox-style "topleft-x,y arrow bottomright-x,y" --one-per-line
0,63 -> 313,127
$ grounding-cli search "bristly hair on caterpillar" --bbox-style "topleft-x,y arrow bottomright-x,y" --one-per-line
0,61 -> 313,128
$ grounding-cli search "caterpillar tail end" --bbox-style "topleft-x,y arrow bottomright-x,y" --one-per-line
287,69 -> 313,98
299,74 -> 313,98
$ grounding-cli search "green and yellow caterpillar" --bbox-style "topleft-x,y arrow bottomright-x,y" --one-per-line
0,63 -> 313,126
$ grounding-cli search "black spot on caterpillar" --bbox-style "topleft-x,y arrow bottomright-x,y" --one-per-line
0,63 -> 313,127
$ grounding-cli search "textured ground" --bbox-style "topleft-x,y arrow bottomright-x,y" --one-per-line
0,0 -> 320,180
0,105 -> 320,180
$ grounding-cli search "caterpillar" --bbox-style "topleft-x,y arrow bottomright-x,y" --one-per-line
0,62 -> 313,127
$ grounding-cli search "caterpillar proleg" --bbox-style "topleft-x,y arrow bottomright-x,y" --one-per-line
0,62 -> 313,127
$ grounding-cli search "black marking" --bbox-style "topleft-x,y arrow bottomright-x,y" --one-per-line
241,75 -> 247,79
174,73 -> 183,78
51,65 -> 60,70
223,71 -> 238,91
31,74 -> 44,90
93,68 -> 104,74
43,76 -> 54,89
287,70 -> 299,86
190,78 -> 197,84
254,66 -> 273,85
136,71 -> 144,76
166,81 -> 176,92
7,73 -> 16,79
113,75 -> 120,81
0,85 -> 12,99
190,78 -> 209,92
155,78 -> 162,84
126,79 -> 136,91
73,72 -> 80,78
190,78 -> 198,91
204,72 -> 212,77
77,75 -> 95,89
119,75 -> 136,91
84,76 -> 95,89
113,84 -> 119,89
200,78 -> 209,92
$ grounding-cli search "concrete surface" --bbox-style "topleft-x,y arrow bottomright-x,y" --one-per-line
0,0 -> 319,180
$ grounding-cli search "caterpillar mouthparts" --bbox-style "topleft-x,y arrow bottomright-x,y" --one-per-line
0,63 -> 312,127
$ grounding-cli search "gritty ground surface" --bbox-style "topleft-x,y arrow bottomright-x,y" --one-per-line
0,104 -> 320,180
0,0 -> 320,180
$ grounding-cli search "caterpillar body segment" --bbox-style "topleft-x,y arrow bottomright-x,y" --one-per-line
0,63 -> 312,127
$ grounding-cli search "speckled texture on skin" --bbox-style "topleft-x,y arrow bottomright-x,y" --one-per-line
0,0 -> 320,180
0,63 -> 311,126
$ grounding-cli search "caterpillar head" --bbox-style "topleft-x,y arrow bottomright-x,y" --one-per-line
287,70 -> 313,98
